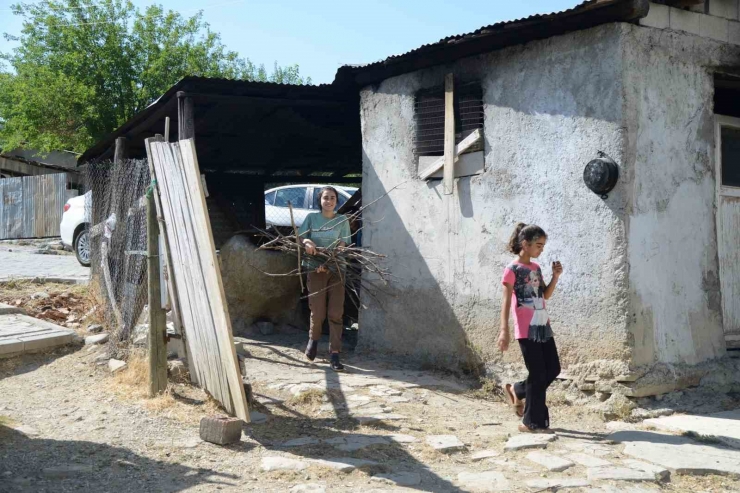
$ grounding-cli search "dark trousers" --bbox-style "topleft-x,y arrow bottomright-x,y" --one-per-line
513,338 -> 561,430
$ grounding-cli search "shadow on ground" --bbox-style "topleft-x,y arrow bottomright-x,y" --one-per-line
0,345 -> 80,383
0,425 -> 241,492
237,335 -> 486,492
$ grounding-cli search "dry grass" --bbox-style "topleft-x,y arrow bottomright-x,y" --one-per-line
286,388 -> 327,408
469,378 -> 505,402
106,349 -> 223,425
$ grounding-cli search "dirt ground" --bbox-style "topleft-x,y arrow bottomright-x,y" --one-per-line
1,283 -> 739,492
0,280 -> 102,334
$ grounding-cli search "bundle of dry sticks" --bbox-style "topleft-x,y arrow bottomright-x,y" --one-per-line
256,223 -> 392,308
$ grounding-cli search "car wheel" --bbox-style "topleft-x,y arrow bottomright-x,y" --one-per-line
74,229 -> 91,267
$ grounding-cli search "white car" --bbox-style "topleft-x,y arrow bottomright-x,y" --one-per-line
60,191 -> 91,266
264,184 -> 358,227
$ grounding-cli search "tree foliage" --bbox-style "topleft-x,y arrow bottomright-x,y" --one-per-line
0,0 -> 311,153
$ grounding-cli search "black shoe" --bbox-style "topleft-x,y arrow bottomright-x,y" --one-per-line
330,353 -> 344,372
305,340 -> 318,361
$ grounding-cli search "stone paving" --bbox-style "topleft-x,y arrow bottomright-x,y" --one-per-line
238,335 -> 740,492
0,248 -> 89,282
0,305 -> 76,357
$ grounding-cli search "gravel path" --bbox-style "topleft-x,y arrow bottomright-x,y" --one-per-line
1,335 -> 739,492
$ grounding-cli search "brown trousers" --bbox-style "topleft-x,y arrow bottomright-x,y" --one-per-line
307,270 -> 345,352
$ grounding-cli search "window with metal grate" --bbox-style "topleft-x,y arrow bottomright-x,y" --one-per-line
414,82 -> 484,157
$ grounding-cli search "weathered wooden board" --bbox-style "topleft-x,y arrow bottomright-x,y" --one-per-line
418,129 -> 482,180
146,138 -> 249,421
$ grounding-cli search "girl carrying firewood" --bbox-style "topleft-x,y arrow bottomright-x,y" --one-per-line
298,186 -> 352,371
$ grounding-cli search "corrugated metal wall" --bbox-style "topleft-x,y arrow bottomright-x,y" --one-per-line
0,173 -> 73,239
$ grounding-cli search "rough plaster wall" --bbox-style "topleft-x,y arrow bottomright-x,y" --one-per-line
358,24 -> 632,370
623,24 -> 740,366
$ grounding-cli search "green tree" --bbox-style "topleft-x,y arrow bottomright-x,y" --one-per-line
0,0 -> 311,153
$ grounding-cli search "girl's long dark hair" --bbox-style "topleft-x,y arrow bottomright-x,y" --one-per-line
508,223 -> 547,254
317,186 -> 339,207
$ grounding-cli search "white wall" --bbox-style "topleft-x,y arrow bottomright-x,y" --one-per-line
623,21 -> 740,365
359,24 -> 633,370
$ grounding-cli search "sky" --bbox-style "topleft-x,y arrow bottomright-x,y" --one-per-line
1,0 -> 581,84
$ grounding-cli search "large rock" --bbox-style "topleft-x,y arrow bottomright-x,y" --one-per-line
220,234 -> 305,334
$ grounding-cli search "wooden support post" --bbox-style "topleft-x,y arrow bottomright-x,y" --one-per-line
147,189 -> 168,396
443,73 -> 455,195
164,116 -> 170,143
114,137 -> 128,164
144,134 -> 192,381
178,93 -> 195,141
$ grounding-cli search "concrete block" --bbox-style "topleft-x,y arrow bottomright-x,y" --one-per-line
670,7 -> 704,36
709,0 -> 739,20
19,331 -> 75,351
668,7 -> 730,41
199,415 -> 243,445
730,20 -> 740,44
640,3 -> 670,29
700,13 -> 730,41
0,303 -> 25,315
0,338 -> 24,356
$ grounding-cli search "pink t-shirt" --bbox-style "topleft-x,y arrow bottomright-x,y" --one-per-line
501,261 -> 552,341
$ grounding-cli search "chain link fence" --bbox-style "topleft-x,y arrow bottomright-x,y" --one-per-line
86,158 -> 151,357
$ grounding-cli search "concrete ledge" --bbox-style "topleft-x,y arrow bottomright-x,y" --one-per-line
0,303 -> 26,315
0,314 -> 77,358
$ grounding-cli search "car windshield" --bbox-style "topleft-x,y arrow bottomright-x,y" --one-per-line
274,187 -> 306,208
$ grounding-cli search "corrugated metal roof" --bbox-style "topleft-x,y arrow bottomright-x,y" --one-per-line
340,0 -> 649,85
357,0 -> 603,69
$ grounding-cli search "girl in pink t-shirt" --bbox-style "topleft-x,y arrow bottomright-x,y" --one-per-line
498,223 -> 563,433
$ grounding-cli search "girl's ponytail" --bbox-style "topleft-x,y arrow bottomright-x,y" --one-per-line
508,222 -> 527,254
508,222 -> 547,254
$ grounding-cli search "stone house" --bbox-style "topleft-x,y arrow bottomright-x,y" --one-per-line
336,0 -> 740,395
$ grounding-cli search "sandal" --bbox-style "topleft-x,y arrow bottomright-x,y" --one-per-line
518,424 -> 553,434
504,383 -> 524,417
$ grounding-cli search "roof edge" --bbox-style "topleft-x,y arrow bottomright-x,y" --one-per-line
337,0 -> 649,87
